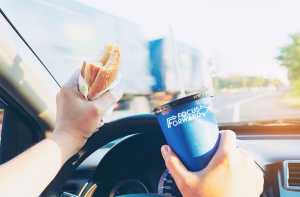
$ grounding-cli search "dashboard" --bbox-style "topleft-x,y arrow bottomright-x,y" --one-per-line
63,132 -> 300,197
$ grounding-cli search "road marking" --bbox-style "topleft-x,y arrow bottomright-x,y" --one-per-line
232,93 -> 269,122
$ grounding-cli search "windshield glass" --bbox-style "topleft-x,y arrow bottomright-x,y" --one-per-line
2,0 -> 300,123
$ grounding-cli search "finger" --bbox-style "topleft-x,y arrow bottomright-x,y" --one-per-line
161,145 -> 192,188
92,84 -> 123,114
238,148 -> 265,179
256,166 -> 265,195
238,148 -> 255,164
238,148 -> 265,173
238,149 -> 264,195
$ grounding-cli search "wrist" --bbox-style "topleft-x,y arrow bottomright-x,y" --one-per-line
50,129 -> 87,162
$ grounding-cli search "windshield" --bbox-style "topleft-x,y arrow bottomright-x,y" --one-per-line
2,0 -> 300,123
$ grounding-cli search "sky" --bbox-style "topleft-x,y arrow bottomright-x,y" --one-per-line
78,0 -> 300,82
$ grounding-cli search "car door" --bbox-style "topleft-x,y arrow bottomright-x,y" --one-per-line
0,95 -> 44,164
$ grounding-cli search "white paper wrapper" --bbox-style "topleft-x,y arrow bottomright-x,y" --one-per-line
78,73 -> 89,99
78,73 -> 121,100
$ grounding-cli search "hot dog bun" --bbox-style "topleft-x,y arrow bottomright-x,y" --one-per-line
80,44 -> 120,100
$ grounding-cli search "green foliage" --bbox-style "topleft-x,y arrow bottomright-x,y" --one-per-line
213,76 -> 280,90
289,79 -> 300,97
278,34 -> 300,83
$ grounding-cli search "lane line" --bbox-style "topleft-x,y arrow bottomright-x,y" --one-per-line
214,93 -> 256,112
231,93 -> 270,122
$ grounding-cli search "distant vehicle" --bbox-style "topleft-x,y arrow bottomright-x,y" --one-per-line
148,38 -> 213,93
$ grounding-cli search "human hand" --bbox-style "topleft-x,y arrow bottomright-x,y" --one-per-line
53,70 -> 122,157
161,130 -> 264,197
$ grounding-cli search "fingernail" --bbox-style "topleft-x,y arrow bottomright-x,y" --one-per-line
165,145 -> 170,153
161,145 -> 169,159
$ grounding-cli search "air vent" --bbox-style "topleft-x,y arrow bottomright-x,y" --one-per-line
282,160 -> 300,191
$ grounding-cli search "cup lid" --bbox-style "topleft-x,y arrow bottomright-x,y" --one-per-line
153,91 -> 211,114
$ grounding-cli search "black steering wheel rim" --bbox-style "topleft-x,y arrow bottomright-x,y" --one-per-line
42,114 -> 162,196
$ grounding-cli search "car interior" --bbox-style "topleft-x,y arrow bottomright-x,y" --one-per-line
1,1 -> 300,197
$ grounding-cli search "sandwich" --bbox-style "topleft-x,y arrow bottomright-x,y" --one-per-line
79,44 -> 120,100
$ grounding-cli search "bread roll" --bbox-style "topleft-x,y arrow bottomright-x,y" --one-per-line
79,44 -> 120,100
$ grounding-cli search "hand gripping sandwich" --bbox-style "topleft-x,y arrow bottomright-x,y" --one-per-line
78,44 -> 120,100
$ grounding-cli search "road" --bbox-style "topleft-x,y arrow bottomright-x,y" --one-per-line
214,89 -> 300,123
109,89 -> 300,124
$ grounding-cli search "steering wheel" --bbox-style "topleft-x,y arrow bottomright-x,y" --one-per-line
42,114 -> 167,197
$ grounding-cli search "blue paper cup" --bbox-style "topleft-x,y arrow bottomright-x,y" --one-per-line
154,92 -> 220,171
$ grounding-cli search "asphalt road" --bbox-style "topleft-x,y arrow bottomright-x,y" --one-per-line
214,89 -> 300,123
109,89 -> 300,124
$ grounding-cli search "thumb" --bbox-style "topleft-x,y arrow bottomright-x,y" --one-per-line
161,145 -> 193,189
